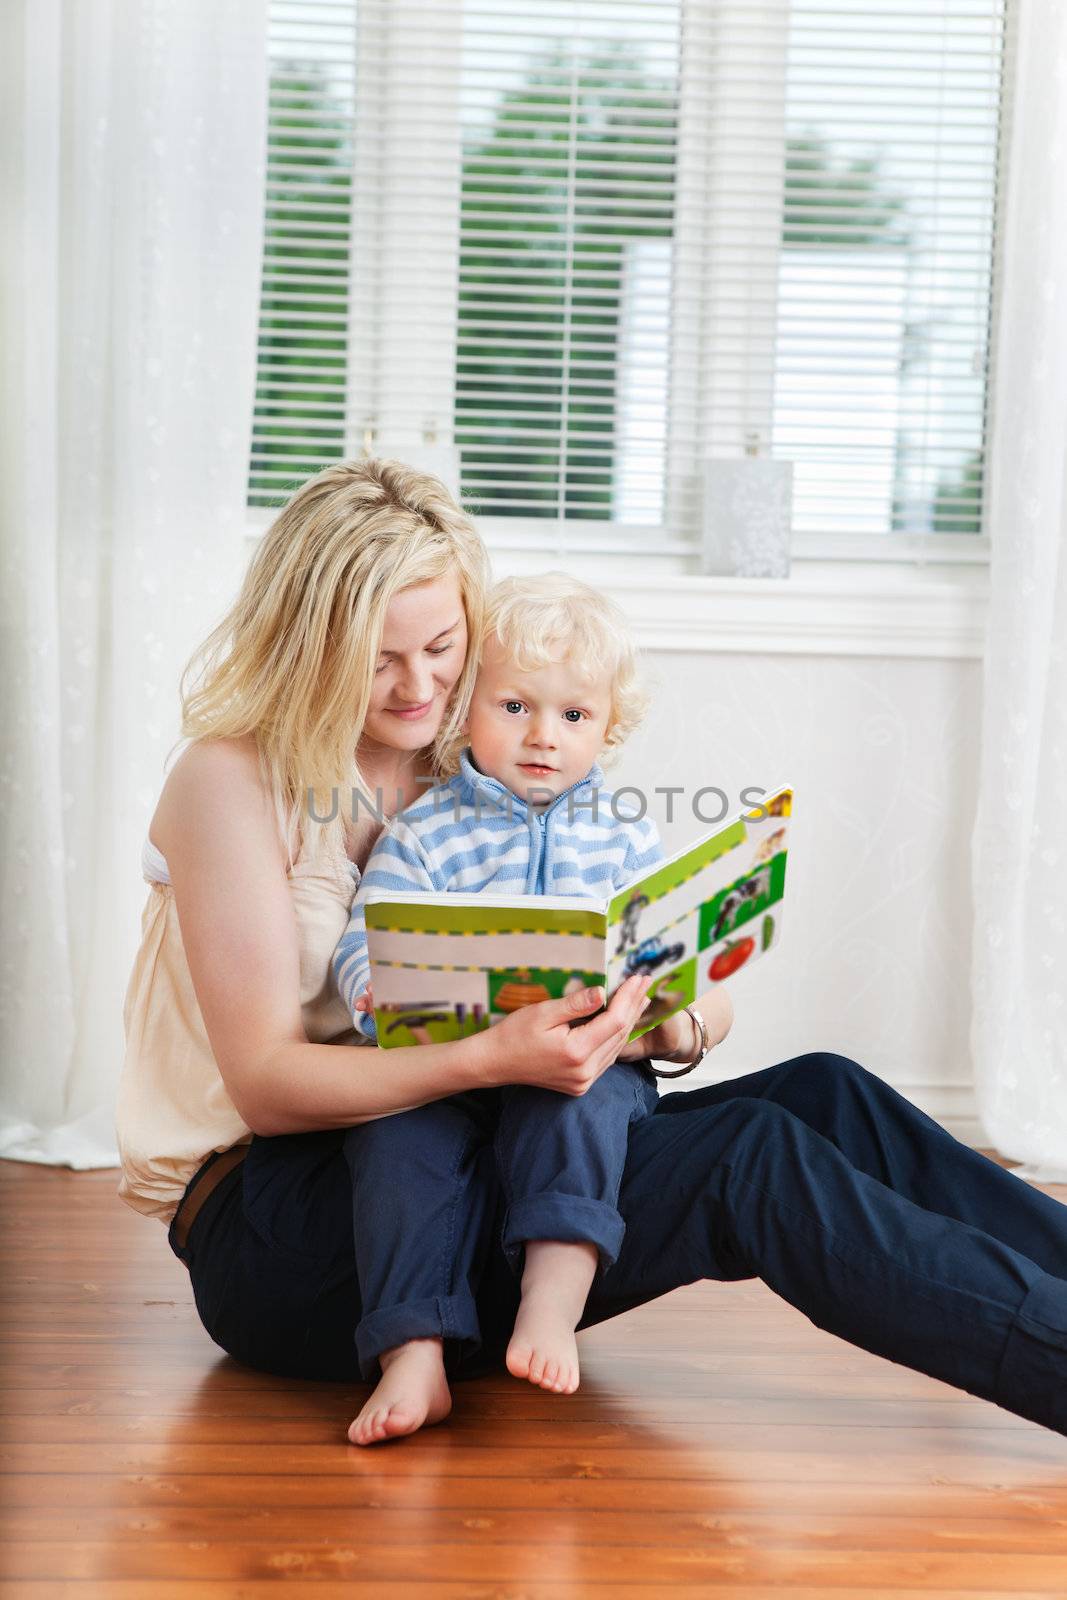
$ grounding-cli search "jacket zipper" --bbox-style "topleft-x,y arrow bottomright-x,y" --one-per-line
530,808 -> 548,895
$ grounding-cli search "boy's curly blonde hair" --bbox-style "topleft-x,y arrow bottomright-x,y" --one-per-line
440,572 -> 650,772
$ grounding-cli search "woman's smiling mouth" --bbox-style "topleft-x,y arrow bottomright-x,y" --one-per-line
388,700 -> 434,720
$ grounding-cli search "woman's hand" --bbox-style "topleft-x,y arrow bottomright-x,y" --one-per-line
476,973 -> 655,1095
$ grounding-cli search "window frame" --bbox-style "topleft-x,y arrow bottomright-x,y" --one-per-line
247,0 -> 1009,638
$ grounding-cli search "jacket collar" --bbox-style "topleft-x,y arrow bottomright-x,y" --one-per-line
456,745 -> 605,822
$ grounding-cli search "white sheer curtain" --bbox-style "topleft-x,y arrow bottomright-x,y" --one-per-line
0,1 -> 267,1166
971,0 -> 1067,1179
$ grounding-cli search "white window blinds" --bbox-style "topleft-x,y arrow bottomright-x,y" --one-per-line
252,0 -> 1010,555
774,1 -> 1008,542
253,4 -> 355,508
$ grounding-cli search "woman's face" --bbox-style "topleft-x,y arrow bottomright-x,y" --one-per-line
360,575 -> 469,756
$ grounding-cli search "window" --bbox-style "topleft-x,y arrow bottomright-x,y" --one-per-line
251,0 -> 1010,561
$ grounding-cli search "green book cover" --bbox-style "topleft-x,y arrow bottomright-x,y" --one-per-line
363,785 -> 792,1050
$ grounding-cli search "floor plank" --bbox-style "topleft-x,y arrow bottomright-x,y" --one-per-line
2,1161 -> 1067,1596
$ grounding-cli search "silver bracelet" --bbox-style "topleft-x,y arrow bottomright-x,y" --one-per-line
651,1003 -> 709,1079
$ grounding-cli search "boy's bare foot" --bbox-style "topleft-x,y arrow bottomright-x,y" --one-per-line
348,1337 -> 452,1446
506,1294 -> 581,1393
505,1238 -> 598,1395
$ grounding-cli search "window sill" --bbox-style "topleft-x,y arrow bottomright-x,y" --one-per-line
615,570 -> 987,660
243,517 -> 989,661
490,550 -> 990,661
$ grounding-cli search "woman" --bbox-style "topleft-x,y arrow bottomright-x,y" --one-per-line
117,458 -> 1067,1446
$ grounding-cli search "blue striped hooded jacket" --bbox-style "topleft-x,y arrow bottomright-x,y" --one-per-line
333,746 -> 663,1039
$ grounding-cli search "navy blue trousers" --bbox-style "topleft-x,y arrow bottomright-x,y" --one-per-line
342,1058 -> 659,1377
169,1053 -> 1067,1433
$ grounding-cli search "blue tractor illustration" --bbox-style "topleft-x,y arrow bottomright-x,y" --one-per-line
622,933 -> 686,979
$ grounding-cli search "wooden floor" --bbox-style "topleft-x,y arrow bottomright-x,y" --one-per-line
2,1162 -> 1067,1598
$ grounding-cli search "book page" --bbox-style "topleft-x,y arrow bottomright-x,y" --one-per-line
607,787 -> 793,1041
361,788 -> 792,1050
364,899 -> 608,1048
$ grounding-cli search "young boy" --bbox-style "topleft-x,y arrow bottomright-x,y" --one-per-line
334,575 -> 692,1445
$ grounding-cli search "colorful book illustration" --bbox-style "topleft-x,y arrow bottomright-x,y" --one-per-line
363,786 -> 792,1050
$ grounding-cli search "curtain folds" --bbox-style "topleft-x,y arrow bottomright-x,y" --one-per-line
3,1 -> 1064,1172
0,1 -> 267,1166
970,0 -> 1067,1178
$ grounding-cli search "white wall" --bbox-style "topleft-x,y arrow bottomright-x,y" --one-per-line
607,649 -> 983,1142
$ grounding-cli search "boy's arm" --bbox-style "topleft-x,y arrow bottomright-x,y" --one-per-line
332,821 -> 441,1040
615,814 -> 664,887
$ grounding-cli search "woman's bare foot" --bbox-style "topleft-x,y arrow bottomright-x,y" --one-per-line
348,1336 -> 452,1446
505,1238 -> 598,1395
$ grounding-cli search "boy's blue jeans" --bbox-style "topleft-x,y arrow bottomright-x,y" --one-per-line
170,1053 -> 1067,1435
342,1058 -> 660,1378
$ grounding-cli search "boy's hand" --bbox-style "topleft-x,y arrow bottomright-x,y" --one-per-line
354,983 -> 375,1017
616,1006 -> 694,1065
617,988 -> 734,1065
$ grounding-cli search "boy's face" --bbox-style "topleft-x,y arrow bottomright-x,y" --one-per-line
464,634 -> 612,804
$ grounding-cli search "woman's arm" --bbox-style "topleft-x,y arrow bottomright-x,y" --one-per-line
155,739 -> 653,1136
684,985 -> 734,1055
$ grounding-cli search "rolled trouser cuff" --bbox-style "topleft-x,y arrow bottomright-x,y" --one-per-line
354,1290 -> 482,1382
502,1192 -> 626,1277
994,1270 -> 1067,1435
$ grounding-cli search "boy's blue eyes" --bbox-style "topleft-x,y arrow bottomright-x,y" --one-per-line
503,702 -> 585,722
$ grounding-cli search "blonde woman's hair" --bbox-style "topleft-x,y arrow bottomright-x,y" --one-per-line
179,458 -> 490,862
458,572 -> 649,768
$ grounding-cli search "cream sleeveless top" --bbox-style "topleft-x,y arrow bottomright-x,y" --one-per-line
116,825 -> 366,1223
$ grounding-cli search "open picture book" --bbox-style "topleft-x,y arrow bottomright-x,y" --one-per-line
362,785 -> 792,1049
